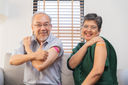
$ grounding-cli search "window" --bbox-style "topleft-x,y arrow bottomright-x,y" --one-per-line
33,0 -> 84,53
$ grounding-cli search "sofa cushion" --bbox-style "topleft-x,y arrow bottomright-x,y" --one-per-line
4,53 -> 24,85
0,67 -> 4,85
117,69 -> 128,85
61,53 -> 74,85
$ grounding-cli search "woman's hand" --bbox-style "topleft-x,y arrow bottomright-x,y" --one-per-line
85,36 -> 103,47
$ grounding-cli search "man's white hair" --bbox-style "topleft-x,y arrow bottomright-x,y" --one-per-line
32,11 -> 52,24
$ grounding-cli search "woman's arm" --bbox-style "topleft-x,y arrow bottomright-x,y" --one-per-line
68,43 -> 88,69
68,36 -> 103,69
82,41 -> 107,85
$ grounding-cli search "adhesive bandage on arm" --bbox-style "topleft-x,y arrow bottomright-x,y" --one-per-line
53,46 -> 60,53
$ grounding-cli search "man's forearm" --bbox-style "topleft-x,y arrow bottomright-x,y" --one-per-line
25,47 -> 33,54
9,53 -> 35,65
32,60 -> 44,71
31,48 -> 59,71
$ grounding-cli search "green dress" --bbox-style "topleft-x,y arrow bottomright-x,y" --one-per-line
67,37 -> 118,85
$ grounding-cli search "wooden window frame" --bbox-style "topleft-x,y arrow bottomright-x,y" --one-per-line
33,0 -> 84,53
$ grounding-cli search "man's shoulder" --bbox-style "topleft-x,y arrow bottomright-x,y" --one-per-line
48,34 -> 62,43
11,40 -> 25,55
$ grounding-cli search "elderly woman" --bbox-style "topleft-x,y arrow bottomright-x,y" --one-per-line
67,13 -> 118,85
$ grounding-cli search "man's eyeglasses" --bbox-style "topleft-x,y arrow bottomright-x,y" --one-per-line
34,23 -> 51,28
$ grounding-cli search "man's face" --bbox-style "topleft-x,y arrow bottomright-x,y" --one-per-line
32,14 -> 52,43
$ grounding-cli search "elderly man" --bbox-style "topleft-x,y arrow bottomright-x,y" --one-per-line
9,12 -> 64,85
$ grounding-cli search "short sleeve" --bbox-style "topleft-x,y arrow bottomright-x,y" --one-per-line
49,38 -> 64,57
11,41 -> 25,56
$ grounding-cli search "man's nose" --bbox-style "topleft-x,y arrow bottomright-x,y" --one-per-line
40,25 -> 46,30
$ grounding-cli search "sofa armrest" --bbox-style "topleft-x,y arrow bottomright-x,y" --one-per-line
4,53 -> 24,85
0,67 -> 4,85
117,69 -> 128,85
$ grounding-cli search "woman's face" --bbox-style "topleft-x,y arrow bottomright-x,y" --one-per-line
81,20 -> 100,41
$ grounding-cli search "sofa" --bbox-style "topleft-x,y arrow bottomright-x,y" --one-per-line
0,53 -> 128,85
0,53 -> 74,85
0,67 -> 4,85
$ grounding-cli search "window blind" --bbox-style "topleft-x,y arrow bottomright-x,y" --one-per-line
33,0 -> 84,53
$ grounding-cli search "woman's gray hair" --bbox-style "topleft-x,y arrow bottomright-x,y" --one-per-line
82,13 -> 102,31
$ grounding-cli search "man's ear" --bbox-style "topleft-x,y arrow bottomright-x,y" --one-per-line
50,24 -> 52,28
31,24 -> 34,30
50,24 -> 52,30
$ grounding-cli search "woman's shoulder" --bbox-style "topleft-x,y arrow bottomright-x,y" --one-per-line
100,36 -> 116,53
100,36 -> 111,44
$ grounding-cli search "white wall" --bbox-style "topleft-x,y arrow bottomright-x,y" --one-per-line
0,0 -> 32,68
0,0 -> 128,69
84,0 -> 128,69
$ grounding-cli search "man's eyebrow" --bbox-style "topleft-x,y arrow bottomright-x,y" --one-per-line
36,22 -> 49,24
44,22 -> 49,24
35,22 -> 41,24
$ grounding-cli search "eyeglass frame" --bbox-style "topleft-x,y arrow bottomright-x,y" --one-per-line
33,22 -> 51,28
81,24 -> 98,30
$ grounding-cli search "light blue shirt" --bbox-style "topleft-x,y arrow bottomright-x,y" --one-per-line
12,33 -> 64,85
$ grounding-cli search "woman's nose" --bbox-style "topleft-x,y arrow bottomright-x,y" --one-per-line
87,27 -> 92,31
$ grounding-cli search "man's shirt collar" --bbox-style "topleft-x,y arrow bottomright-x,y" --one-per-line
31,33 -> 52,44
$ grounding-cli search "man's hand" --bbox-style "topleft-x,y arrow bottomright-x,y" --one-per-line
85,36 -> 103,47
23,36 -> 32,53
33,42 -> 48,61
23,37 -> 48,61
